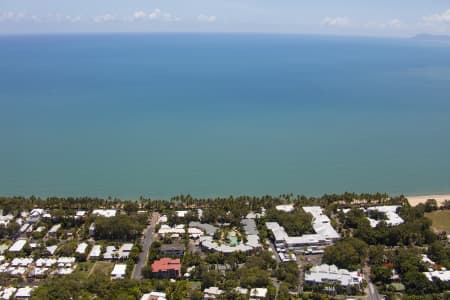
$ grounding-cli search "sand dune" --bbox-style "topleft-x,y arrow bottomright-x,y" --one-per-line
407,194 -> 450,207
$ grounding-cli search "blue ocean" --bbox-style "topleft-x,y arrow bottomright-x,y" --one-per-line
1,33 -> 449,199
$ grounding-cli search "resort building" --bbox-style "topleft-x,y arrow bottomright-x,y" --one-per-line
266,206 -> 340,251
366,206 -> 404,227
305,264 -> 363,286
151,258 -> 181,279
275,204 -> 295,213
424,270 -> 450,282
189,222 -> 218,236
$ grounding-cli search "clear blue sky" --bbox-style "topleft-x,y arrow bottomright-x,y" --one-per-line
1,0 -> 450,36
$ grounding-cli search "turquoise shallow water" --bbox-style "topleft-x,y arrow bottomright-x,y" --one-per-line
0,33 -> 450,199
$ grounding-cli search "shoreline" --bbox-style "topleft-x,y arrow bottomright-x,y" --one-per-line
407,194 -> 450,207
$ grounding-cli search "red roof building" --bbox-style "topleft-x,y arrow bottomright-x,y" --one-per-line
151,258 -> 181,278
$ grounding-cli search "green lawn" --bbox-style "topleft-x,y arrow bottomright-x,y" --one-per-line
425,210 -> 450,232
88,261 -> 114,277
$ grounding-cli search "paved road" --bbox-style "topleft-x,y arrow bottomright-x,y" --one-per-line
367,282 -> 382,300
132,212 -> 159,280
364,264 -> 383,300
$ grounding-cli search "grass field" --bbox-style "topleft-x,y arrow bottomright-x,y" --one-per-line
88,261 -> 114,277
425,210 -> 450,232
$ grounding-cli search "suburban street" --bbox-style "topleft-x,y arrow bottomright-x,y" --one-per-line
364,264 -> 383,300
132,212 -> 159,280
367,282 -> 382,300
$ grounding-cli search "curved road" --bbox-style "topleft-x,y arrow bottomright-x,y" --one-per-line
132,212 -> 159,280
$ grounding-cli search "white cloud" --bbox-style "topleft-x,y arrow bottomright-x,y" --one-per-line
0,11 -> 82,23
130,9 -> 180,22
366,19 -> 403,29
197,14 -> 217,23
133,10 -> 147,20
321,16 -> 350,27
0,11 -> 28,22
93,14 -> 117,23
423,9 -> 450,24
148,8 -> 161,20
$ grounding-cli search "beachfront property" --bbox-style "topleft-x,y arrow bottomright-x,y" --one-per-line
199,218 -> 261,254
366,206 -> 404,227
305,264 -> 363,287
266,206 -> 340,251
275,204 -> 295,213
424,270 -> 450,282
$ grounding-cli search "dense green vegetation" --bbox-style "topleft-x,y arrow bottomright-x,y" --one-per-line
93,214 -> 147,241
264,207 -> 313,236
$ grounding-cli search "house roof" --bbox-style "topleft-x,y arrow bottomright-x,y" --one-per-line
151,258 -> 181,273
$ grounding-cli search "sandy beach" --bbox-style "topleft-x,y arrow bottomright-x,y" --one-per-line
407,194 -> 450,207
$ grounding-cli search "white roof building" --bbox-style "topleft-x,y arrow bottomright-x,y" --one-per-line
76,242 -> 88,254
141,291 -> 167,300
9,240 -> 27,252
104,246 -> 117,260
0,287 -> 17,299
0,214 -> 14,227
266,206 -> 340,250
19,223 -> 30,233
111,264 -> 127,279
249,288 -> 268,299
92,209 -> 117,218
424,270 -> 450,282
48,224 -> 62,234
11,258 -> 33,267
35,258 -> 57,267
366,206 -> 404,228
15,286 -> 34,299
158,215 -> 168,224
89,245 -> 102,259
175,211 -> 188,218
46,245 -> 58,255
275,204 -> 295,213
158,224 -> 204,239
75,210 -> 87,217
305,264 -> 363,286
203,287 -> 223,299
120,243 -> 134,252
